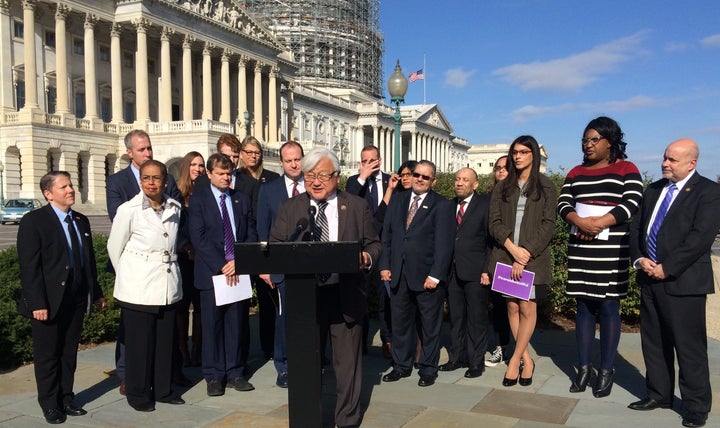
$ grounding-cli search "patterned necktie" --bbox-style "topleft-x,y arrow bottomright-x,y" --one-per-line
457,201 -> 466,228
367,178 -> 379,213
647,183 -> 677,262
65,214 -> 82,270
220,194 -> 235,261
314,200 -> 330,282
406,195 -> 420,229
291,181 -> 299,197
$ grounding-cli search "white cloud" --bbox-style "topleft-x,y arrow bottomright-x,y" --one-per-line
664,42 -> 690,53
493,32 -> 648,91
510,95 -> 660,123
700,34 -> 720,48
444,68 -> 476,88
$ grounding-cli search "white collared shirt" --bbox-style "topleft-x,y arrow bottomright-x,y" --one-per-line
284,175 -> 306,198
210,185 -> 237,238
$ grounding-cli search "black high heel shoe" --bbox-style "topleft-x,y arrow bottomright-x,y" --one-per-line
593,368 -> 614,398
569,364 -> 593,393
502,360 -> 521,387
519,359 -> 535,386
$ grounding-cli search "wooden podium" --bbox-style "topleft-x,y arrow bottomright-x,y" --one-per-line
235,241 -> 360,427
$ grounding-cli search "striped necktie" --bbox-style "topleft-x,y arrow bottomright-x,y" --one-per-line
457,201 -> 466,228
314,200 -> 330,282
406,195 -> 420,229
220,193 -> 234,261
647,183 -> 677,262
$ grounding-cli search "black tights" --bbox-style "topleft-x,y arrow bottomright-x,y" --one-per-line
575,298 -> 620,370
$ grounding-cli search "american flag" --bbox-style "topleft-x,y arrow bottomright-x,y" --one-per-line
409,68 -> 424,83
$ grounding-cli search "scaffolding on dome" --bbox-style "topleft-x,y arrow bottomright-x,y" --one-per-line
244,0 -> 384,99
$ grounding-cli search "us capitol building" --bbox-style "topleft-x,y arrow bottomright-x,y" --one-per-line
0,0 -> 473,212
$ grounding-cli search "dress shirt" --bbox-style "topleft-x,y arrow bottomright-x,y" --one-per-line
645,170 -> 694,236
407,192 -> 438,285
356,172 -> 384,209
311,193 -> 339,283
284,176 -> 306,198
210,185 -> 237,238
457,194 -> 473,215
130,163 -> 141,187
50,204 -> 82,257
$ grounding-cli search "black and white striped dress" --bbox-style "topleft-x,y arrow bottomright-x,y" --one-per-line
558,161 -> 643,300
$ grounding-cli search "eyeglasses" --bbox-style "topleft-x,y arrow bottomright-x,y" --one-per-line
493,166 -> 507,172
141,175 -> 164,183
242,149 -> 262,157
581,136 -> 605,147
412,172 -> 433,181
511,150 -> 532,156
399,172 -> 413,178
304,171 -> 338,182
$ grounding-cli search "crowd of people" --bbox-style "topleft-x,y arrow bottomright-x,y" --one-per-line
17,116 -> 720,428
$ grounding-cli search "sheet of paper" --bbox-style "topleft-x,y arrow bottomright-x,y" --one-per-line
491,262 -> 535,301
569,202 -> 613,240
212,274 -> 252,306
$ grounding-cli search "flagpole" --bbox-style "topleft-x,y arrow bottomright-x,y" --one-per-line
423,52 -> 427,105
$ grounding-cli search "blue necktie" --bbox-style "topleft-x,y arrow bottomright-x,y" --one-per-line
647,183 -> 677,262
367,178 -> 379,213
220,194 -> 234,261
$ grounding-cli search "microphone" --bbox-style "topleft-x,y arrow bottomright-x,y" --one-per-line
289,218 -> 308,241
308,206 -> 317,240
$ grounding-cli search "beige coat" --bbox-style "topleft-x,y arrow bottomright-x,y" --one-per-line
108,192 -> 183,306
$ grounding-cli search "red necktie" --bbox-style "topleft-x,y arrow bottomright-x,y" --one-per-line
457,201 -> 466,228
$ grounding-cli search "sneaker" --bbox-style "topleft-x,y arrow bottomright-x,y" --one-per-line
485,346 -> 504,367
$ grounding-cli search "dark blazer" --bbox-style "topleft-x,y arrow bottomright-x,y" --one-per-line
629,172 -> 720,295
238,167 -> 280,184
188,187 -> 258,291
269,191 -> 382,323
195,171 -> 260,220
106,165 -> 180,220
379,189 -> 455,291
17,205 -> 103,320
346,172 -> 391,233
256,175 -> 290,242
453,192 -> 492,282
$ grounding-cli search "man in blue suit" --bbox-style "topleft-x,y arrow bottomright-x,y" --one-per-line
188,153 -> 258,397
105,129 -> 180,394
256,140 -> 305,388
379,160 -> 455,387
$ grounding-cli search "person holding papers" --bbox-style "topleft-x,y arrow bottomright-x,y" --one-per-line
557,117 -> 642,397
488,136 -> 557,388
107,160 -> 184,411
188,153 -> 257,397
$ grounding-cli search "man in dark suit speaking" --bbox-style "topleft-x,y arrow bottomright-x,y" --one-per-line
270,147 -> 381,428
379,160 -> 455,387
628,139 -> 720,428
18,171 -> 106,424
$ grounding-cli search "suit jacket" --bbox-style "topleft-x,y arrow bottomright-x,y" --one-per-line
188,186 -> 258,291
346,172 -> 391,234
256,175 -> 292,242
238,167 -> 280,184
17,205 -> 103,320
106,165 -> 180,220
379,190 -> 455,291
629,172 -> 720,295
269,191 -> 382,323
195,171 -> 260,220
453,192 -> 492,282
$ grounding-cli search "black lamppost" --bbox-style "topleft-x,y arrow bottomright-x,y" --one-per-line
387,60 -> 408,171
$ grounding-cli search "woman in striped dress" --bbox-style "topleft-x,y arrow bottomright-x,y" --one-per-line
557,117 -> 643,398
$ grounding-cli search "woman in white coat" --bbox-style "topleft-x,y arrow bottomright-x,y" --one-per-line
107,160 -> 184,412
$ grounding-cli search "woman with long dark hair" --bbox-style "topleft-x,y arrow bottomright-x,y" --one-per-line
488,136 -> 557,387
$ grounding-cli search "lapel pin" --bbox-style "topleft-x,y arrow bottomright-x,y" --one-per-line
340,204 -> 347,211
422,205 -> 429,209
684,188 -> 691,192
234,199 -> 239,203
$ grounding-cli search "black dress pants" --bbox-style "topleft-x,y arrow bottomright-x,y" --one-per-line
447,268 -> 489,368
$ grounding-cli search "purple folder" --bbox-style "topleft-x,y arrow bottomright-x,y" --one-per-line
491,262 -> 535,301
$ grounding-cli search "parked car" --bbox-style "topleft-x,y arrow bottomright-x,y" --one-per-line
0,199 -> 43,224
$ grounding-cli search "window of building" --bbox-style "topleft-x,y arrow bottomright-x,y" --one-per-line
489,162 -> 494,167
101,98 -> 111,122
13,20 -> 23,39
73,38 -> 84,55
75,92 -> 85,117
148,59 -> 156,75
47,87 -> 57,114
15,81 -> 25,110
45,30 -> 56,48
124,102 -> 135,123
99,44 -> 110,62
123,51 -> 133,68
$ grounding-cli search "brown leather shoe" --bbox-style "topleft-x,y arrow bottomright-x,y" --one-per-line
382,342 -> 392,359
119,380 -> 126,396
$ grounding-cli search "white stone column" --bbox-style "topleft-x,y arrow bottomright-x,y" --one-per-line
159,27 -> 174,122
372,125 -> 379,147
286,82 -> 295,141
181,35 -> 194,121
253,61 -> 263,139
236,56 -> 248,128
0,0 -> 14,111
83,14 -> 98,118
21,0 -> 38,110
133,18 -> 150,123
268,65 -> 278,143
110,23 -> 123,122
201,43 -> 212,120
53,4 -> 70,114
219,49 -> 230,123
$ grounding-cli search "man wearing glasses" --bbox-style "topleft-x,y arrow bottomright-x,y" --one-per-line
270,147 -> 381,428
379,160 -> 455,387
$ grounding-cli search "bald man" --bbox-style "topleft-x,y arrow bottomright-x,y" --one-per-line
628,139 -> 720,428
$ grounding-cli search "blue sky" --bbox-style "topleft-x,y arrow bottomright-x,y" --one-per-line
379,0 -> 720,180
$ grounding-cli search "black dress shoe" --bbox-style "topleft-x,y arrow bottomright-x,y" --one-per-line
628,398 -> 672,411
382,369 -> 411,382
63,403 -> 87,416
157,395 -> 185,405
276,372 -> 288,388
464,366 -> 484,378
130,402 -> 156,412
418,375 -> 436,387
227,376 -> 255,391
43,408 -> 67,424
206,379 -> 225,396
682,412 -> 707,427
569,364 -> 593,393
438,361 -> 466,372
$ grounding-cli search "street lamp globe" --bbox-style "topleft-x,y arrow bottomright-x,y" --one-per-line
387,60 -> 408,102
